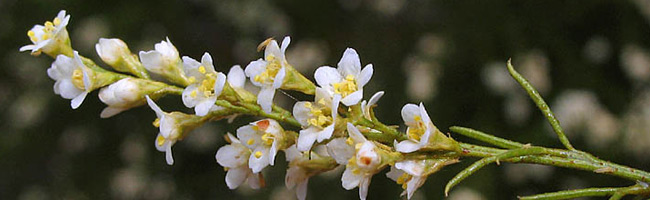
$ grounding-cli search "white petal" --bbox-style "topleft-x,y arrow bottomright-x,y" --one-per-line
269,141 -> 278,166
145,95 -> 165,118
359,177 -> 371,200
100,107 -> 126,118
367,91 -> 384,107
237,125 -> 261,149
195,98 -> 216,116
57,80 -> 82,99
395,160 -> 426,176
248,147 -> 270,173
327,138 -> 355,165
214,72 -> 227,97
292,101 -> 312,127
284,145 -> 301,162
341,167 -> 362,190
244,59 -> 267,85
358,64 -> 374,89
257,87 -> 275,113
341,90 -> 363,106
406,176 -> 424,199
337,48 -> 362,77
316,124 -> 335,142
386,166 -> 404,181
314,66 -> 342,87
419,103 -> 433,125
19,44 -> 35,52
139,50 -> 164,72
273,66 -> 286,89
182,56 -> 203,78
401,104 -> 420,125
227,65 -> 246,88
264,40 -> 282,60
216,144 -> 249,168
182,84 -> 200,108
165,142 -> 174,165
331,94 -> 341,121
70,91 -> 88,109
225,167 -> 248,189
347,123 -> 366,143
296,178 -> 308,200
395,140 -> 421,153
297,127 -> 319,151
280,36 -> 291,54
201,52 -> 216,73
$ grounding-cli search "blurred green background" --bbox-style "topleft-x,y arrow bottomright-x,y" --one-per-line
2,0 -> 650,199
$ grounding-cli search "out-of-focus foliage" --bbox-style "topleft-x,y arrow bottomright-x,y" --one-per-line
2,0 -> 650,199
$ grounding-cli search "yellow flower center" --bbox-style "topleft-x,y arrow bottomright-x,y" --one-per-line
27,18 -> 61,43
152,118 -> 161,127
333,74 -> 357,97
254,151 -> 263,158
407,115 -> 427,141
396,173 -> 412,189
253,55 -> 282,84
304,101 -> 333,128
261,133 -> 275,146
71,69 -> 87,90
156,134 -> 166,147
189,66 -> 217,98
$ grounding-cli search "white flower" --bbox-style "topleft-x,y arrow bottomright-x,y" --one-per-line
284,145 -> 310,200
394,103 -> 437,153
47,51 -> 91,109
181,53 -> 226,116
386,161 -> 428,199
216,133 -> 263,190
360,91 -> 384,119
20,10 -> 71,55
284,145 -> 337,200
95,38 -> 129,66
139,38 -> 188,85
340,123 -> 383,200
315,48 -> 373,106
98,78 -> 140,118
146,95 -> 204,165
237,119 -> 286,173
293,87 -> 341,151
244,36 -> 290,113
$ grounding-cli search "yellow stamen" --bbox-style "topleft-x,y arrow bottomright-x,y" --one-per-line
156,135 -> 166,146
188,76 -> 196,84
332,74 -> 357,97
71,69 -> 86,90
254,151 -> 263,158
407,115 -> 427,141
247,139 -> 255,145
53,17 -> 61,26
198,66 -> 206,74
152,118 -> 161,127
261,133 -> 274,145
346,137 -> 354,145
190,90 -> 197,98
253,55 -> 282,84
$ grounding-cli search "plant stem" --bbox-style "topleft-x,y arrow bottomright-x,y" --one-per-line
518,185 -> 647,200
507,59 -> 575,151
450,126 -> 524,149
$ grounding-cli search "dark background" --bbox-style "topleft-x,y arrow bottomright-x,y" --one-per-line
2,0 -> 650,199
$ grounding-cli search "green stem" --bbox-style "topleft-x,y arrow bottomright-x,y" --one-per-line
518,185 -> 645,200
450,126 -> 524,149
507,59 -> 575,151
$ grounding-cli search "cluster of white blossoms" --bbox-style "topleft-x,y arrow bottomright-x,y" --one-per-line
22,10 -> 463,200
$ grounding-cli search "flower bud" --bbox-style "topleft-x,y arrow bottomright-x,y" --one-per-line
98,78 -> 172,118
139,38 -> 190,86
95,38 -> 150,79
20,10 -> 73,58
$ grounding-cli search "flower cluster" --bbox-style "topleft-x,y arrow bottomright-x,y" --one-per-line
22,10 -> 463,200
